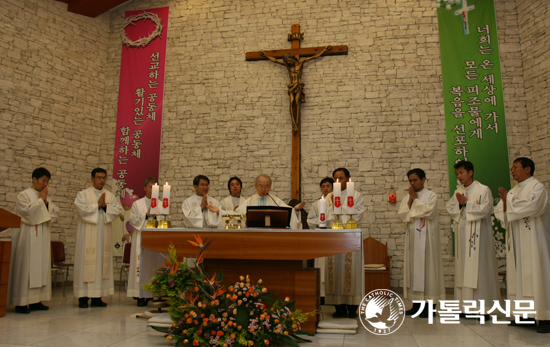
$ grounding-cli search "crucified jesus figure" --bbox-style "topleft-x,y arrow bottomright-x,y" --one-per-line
260,45 -> 332,132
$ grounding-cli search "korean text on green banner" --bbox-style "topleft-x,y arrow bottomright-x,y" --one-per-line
436,0 -> 510,256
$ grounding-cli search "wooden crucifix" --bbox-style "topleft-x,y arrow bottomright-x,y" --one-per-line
246,24 -> 348,200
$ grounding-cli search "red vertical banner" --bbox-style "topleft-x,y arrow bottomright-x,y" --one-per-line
113,7 -> 169,209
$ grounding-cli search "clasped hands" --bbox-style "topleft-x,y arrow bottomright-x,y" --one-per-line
201,194 -> 220,213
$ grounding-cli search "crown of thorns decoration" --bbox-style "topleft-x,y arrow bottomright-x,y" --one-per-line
123,12 -> 163,48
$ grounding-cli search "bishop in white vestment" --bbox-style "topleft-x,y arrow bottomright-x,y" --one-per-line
127,177 -> 165,306
397,168 -> 445,317
324,168 -> 364,318
73,168 -> 123,308
8,168 -> 59,313
494,158 -> 550,332
220,176 -> 247,212
236,174 -> 303,230
446,161 -> 500,313
182,175 -> 224,229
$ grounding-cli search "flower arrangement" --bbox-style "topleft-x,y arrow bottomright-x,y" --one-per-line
144,235 -> 313,347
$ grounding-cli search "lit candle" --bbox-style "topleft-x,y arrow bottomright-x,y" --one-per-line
319,195 -> 327,228
346,179 -> 355,215
333,179 -> 342,214
150,183 -> 160,214
162,182 -> 171,214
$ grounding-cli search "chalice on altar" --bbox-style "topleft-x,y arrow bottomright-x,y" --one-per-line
233,214 -> 242,229
222,214 -> 231,229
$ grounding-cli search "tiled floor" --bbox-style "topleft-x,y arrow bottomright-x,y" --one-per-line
0,289 -> 548,347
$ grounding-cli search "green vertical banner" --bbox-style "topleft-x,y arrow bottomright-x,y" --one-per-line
436,0 -> 510,257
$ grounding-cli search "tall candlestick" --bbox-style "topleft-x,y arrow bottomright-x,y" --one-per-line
319,195 -> 327,228
333,180 -> 342,214
346,179 -> 355,215
162,182 -> 171,214
150,183 -> 160,214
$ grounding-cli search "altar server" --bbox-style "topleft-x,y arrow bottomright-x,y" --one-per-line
182,175 -> 223,228
446,161 -> 500,314
398,168 -> 445,318
220,176 -> 246,212
73,168 -> 123,308
307,177 -> 334,229
8,167 -> 59,314
495,157 -> 550,333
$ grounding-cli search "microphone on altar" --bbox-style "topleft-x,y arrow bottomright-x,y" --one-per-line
266,194 -> 280,207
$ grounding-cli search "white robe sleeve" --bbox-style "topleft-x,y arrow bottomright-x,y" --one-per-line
74,190 -> 99,224
464,186 -> 493,222
48,200 -> 59,223
182,198 -> 204,228
446,190 -> 462,221
398,193 -> 437,223
104,192 -> 122,224
16,191 -> 52,225
506,182 -> 549,222
129,201 -> 146,231
397,195 -> 412,223
307,201 -> 320,229
409,192 -> 437,220
354,192 -> 365,223
494,200 -> 507,227
204,199 -> 221,228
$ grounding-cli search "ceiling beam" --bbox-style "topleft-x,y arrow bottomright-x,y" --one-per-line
55,0 -> 132,18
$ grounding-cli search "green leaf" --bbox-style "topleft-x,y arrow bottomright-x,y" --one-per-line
286,301 -> 296,311
150,326 -> 170,334
216,268 -> 224,282
276,334 -> 301,347
235,306 -> 250,328
291,332 -> 313,341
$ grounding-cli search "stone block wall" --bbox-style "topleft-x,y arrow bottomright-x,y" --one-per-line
0,0 -> 111,269
516,1 -> 550,185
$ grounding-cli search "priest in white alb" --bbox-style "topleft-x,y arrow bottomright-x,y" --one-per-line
182,175 -> 224,228
236,174 -> 304,229
73,168 -> 123,308
446,160 -> 500,315
8,167 -> 59,314
127,177 -> 165,307
398,168 -> 445,318
494,157 -> 550,333
324,168 -> 365,319
220,176 -> 246,212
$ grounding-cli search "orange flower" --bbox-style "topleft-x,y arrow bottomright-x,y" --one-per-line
193,340 -> 199,346
211,330 -> 216,335
264,340 -> 270,345
188,234 -> 204,247
248,341 -> 254,346
166,336 -> 172,341
230,333 -> 236,339
214,287 -> 227,298
217,331 -> 224,337
172,323 -> 177,327
170,262 -> 179,274
197,329 -> 202,335
186,318 -> 193,324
